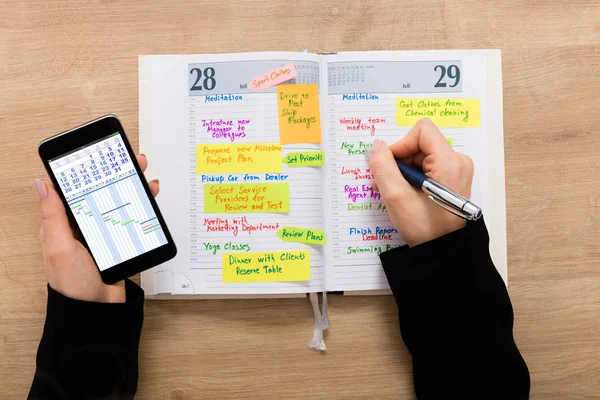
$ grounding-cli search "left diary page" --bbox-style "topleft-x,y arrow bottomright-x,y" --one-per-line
139,53 -> 326,296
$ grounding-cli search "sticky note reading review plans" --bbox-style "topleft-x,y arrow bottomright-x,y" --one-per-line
282,151 -> 324,167
277,84 -> 322,144
196,143 -> 282,174
204,183 -> 289,213
250,63 -> 297,91
276,227 -> 325,245
396,98 -> 480,128
222,250 -> 310,282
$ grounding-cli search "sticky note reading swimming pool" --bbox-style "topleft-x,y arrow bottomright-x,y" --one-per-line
203,183 -> 289,213
276,227 -> 325,245
396,98 -> 481,128
196,143 -> 282,174
277,84 -> 322,144
282,151 -> 324,167
222,250 -> 310,282
250,63 -> 297,91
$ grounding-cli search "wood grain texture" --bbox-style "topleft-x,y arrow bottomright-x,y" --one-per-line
1,0 -> 599,398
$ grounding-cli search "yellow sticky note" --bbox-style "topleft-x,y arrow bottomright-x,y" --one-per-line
446,137 -> 453,146
282,151 -> 324,167
196,143 -> 282,174
222,250 -> 310,282
204,183 -> 289,213
396,98 -> 480,127
276,227 -> 326,245
277,84 -> 322,144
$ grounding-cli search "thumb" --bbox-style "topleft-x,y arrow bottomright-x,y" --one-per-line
35,180 -> 74,246
369,139 -> 412,202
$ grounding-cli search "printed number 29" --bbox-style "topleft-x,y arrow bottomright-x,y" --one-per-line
190,67 -> 216,91
434,65 -> 460,88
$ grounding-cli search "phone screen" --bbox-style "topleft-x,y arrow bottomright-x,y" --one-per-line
49,131 -> 167,271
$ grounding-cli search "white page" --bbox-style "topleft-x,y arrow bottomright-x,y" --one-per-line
323,50 -> 494,292
140,52 -> 326,295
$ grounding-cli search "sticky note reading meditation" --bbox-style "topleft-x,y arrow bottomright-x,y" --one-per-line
196,143 -> 282,174
222,250 -> 310,282
204,183 -> 289,213
396,98 -> 480,128
276,227 -> 325,245
250,63 -> 297,91
277,84 -> 322,144
282,151 -> 324,167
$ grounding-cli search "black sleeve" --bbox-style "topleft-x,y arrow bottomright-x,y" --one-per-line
28,279 -> 144,400
380,218 -> 530,400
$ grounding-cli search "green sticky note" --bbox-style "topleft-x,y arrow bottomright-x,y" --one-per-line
276,227 -> 326,245
282,151 -> 324,167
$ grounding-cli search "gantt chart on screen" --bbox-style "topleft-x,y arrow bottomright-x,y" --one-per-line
50,132 -> 167,271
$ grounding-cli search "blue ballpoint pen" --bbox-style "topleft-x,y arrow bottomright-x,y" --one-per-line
395,159 -> 483,221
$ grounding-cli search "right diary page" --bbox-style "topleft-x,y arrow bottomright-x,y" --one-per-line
322,50 -> 491,292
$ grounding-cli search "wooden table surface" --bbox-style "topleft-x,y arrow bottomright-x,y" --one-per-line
1,1 -> 599,398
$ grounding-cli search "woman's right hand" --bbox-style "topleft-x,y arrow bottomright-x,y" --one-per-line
369,118 -> 475,247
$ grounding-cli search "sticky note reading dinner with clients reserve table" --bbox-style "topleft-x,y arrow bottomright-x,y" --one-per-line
196,143 -> 282,174
277,84 -> 322,144
396,98 -> 481,128
222,250 -> 310,282
204,183 -> 290,213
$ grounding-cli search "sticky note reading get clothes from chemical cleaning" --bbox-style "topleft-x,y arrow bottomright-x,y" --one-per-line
396,98 -> 481,128
204,183 -> 289,213
277,84 -> 322,144
282,151 -> 324,167
196,144 -> 282,174
250,63 -> 297,91
276,227 -> 325,245
222,250 -> 310,282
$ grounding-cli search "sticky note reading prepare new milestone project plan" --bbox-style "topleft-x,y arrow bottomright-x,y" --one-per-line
222,250 -> 311,282
277,84 -> 322,144
396,98 -> 481,127
196,143 -> 282,174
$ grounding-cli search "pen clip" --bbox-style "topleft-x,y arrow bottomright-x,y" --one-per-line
428,195 -> 470,220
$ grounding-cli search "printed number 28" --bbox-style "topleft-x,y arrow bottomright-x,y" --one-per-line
190,67 -> 216,91
434,64 -> 460,88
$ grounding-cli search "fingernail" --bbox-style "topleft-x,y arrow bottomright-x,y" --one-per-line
370,139 -> 385,155
35,180 -> 48,200
140,154 -> 147,159
151,179 -> 160,185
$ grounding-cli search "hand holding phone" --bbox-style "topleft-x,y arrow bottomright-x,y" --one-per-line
38,116 -> 177,291
35,155 -> 159,302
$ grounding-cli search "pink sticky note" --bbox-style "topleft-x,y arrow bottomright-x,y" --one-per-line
249,63 -> 297,91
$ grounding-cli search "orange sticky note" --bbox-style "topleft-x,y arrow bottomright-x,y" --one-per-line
250,63 -> 297,91
277,84 -> 322,144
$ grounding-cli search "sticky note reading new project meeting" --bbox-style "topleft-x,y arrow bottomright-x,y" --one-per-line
396,98 -> 481,128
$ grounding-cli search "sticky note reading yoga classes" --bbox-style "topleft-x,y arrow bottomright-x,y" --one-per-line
222,250 -> 310,282
276,227 -> 325,245
396,98 -> 481,128
204,183 -> 290,213
250,63 -> 297,91
282,151 -> 324,167
277,84 -> 322,144
196,144 -> 282,174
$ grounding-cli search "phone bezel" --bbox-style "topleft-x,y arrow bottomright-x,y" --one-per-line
38,115 -> 177,284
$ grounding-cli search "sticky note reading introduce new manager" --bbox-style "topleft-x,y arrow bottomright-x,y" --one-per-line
396,98 -> 481,128
222,250 -> 310,282
196,143 -> 282,174
250,63 -> 297,91
277,84 -> 322,144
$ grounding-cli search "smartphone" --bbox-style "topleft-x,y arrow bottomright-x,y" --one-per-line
38,115 -> 177,284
